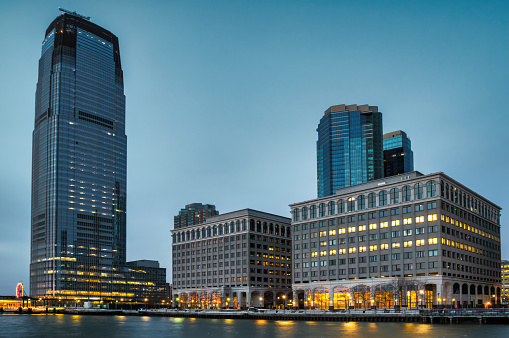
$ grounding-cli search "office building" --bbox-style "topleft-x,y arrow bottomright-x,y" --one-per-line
290,172 -> 502,309
30,10 -> 165,305
383,130 -> 414,177
174,203 -> 219,229
501,260 -> 509,305
171,209 -> 292,309
317,104 -> 383,198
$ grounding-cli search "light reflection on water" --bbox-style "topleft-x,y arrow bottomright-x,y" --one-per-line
2,314 -> 509,338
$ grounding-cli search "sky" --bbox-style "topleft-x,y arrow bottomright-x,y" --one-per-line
0,0 -> 508,295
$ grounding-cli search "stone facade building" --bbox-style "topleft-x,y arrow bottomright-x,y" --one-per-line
290,172 -> 502,309
171,209 -> 292,309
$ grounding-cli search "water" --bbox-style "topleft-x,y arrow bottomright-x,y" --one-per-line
1,313 -> 508,337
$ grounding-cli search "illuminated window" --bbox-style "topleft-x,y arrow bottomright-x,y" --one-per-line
416,239 -> 425,246
380,222 -> 389,228
403,218 -> 412,225
320,241 -> 327,246
348,227 -> 356,233
358,225 -> 366,231
427,214 -> 437,222
404,241 -> 413,247
369,223 -> 377,230
391,220 -> 400,227
392,242 -> 400,248
319,231 -> 327,237
311,252 -> 318,257
349,247 -> 357,253
338,249 -> 346,254
338,228 -> 346,234
320,251 -> 327,256
369,245 -> 377,251
416,216 -> 424,223
381,244 -> 389,250
428,238 -> 438,245
329,250 -> 337,255
329,230 -> 336,236
359,246 -> 367,252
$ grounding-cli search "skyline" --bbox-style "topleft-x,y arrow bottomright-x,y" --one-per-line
0,0 -> 508,295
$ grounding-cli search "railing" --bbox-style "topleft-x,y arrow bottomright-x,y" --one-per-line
420,309 -> 509,316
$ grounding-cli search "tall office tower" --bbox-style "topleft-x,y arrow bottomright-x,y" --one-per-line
174,203 -> 219,229
30,11 -> 127,299
383,130 -> 414,177
317,104 -> 383,198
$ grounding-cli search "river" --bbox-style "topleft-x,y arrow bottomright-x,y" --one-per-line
1,313 -> 508,337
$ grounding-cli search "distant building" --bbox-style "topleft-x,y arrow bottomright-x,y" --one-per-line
174,203 -> 219,229
502,260 -> 509,305
317,104 -> 383,198
383,130 -> 414,177
290,171 -> 502,309
171,209 -> 292,309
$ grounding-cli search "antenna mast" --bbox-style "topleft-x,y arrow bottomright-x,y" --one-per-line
58,7 -> 91,21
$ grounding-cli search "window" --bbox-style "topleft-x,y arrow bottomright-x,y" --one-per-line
358,235 -> 366,242
416,216 -> 424,223
428,238 -> 438,245
369,223 -> 377,230
311,252 -> 318,257
338,200 -> 345,214
379,210 -> 388,217
415,204 -> 424,211
347,197 -> 355,212
310,205 -> 317,219
391,231 -> 400,238
392,242 -> 400,248
427,214 -> 437,222
392,253 -> 400,260
368,193 -> 376,208
390,188 -> 399,204
403,252 -> 413,259
427,225 -> 437,233
379,191 -> 388,206
428,249 -> 438,257
338,249 -> 346,254
328,201 -> 335,215
380,222 -> 388,228
320,250 -> 327,256
369,234 -> 377,240
348,227 -> 356,233
404,241 -> 412,247
358,195 -> 365,210
338,228 -> 346,234
427,180 -> 436,197
329,249 -> 337,255
416,251 -> 425,258
427,202 -> 437,210
359,246 -> 367,252
369,245 -> 377,251
302,206 -> 308,220
329,230 -> 336,236
415,227 -> 425,235
368,212 -> 377,219
348,247 -> 356,253
402,185 -> 411,202
369,255 -> 378,262
358,214 -> 366,221
391,208 -> 400,216
381,243 -> 389,250
319,203 -> 325,217
293,208 -> 300,222
414,183 -> 423,200
319,231 -> 327,237
380,232 -> 388,239
391,220 -> 400,227
403,229 -> 413,236
415,239 -> 424,246
358,225 -> 366,231
403,217 -> 412,225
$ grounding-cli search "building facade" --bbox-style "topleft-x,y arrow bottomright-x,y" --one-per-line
290,172 -> 502,309
171,209 -> 292,309
502,260 -> 509,305
30,11 -> 165,305
383,130 -> 414,177
317,104 -> 383,198
174,203 -> 219,229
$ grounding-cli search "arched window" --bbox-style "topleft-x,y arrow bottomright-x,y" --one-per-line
445,184 -> 450,200
281,226 -> 286,236
319,203 -> 326,217
256,221 -> 261,232
310,205 -> 317,219
250,219 -> 255,231
347,197 -> 355,212
275,224 -> 280,235
379,191 -> 387,206
196,230 -> 200,239
368,193 -> 376,208
402,185 -> 411,202
224,224 -> 229,234
414,183 -> 423,200
390,188 -> 399,204
230,222 -> 235,233
302,206 -> 308,220
358,195 -> 365,210
440,181 -> 445,197
293,208 -> 300,222
236,220 -> 241,232
242,219 -> 247,231
426,180 -> 436,197
286,226 -> 291,237
337,200 -> 345,213
206,227 -> 211,237
202,228 -> 206,238
269,223 -> 274,234
176,233 -> 180,242
328,201 -> 335,215
212,226 -> 217,236
218,226 -> 223,235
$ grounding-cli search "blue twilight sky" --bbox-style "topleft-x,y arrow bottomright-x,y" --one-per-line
0,0 -> 508,295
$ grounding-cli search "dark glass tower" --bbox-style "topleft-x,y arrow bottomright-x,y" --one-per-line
383,130 -> 414,177
31,12 -> 127,299
317,104 -> 383,198
174,203 -> 219,229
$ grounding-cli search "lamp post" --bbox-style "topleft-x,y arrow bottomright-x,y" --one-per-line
438,298 -> 442,309
259,297 -> 263,308
282,295 -> 286,313
144,298 -> 148,310
452,298 -> 455,309
227,297 -> 230,309
419,290 -> 424,309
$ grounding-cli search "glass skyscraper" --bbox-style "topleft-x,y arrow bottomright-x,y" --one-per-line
317,104 -> 383,198
383,130 -> 414,177
30,11 -> 165,305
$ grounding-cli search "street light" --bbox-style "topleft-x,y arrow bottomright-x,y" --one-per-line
145,298 -> 148,310
452,298 -> 455,309
259,297 -> 263,308
419,290 -> 424,309
227,297 -> 230,309
282,295 -> 286,313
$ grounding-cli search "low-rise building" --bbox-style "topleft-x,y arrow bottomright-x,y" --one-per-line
290,172 -> 502,309
171,209 -> 292,309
